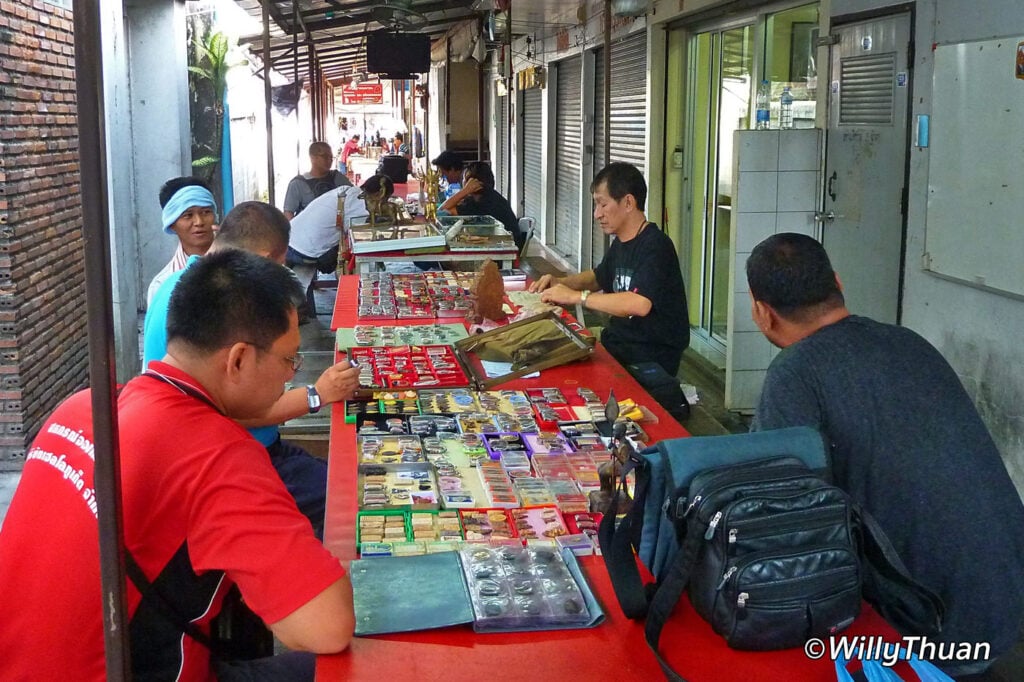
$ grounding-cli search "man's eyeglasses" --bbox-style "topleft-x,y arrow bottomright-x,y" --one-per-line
238,341 -> 303,372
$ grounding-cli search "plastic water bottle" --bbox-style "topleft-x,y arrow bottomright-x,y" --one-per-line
755,80 -> 771,130
779,86 -> 794,130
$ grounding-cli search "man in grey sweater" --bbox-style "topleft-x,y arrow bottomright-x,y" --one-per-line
747,232 -> 1024,677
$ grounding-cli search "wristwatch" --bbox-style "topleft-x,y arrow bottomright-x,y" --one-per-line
580,290 -> 591,306
306,385 -> 322,414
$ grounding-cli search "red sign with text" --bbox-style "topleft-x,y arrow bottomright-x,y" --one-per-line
342,83 -> 384,104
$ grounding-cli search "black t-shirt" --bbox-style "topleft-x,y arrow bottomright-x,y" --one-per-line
593,222 -> 689,374
457,189 -> 522,249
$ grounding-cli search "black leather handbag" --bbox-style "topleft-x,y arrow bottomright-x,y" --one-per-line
598,428 -> 944,681
679,457 -> 862,650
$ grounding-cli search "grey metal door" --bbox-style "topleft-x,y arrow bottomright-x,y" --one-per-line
593,32 -> 647,267
554,55 -> 582,267
824,13 -> 911,324
521,87 -> 543,227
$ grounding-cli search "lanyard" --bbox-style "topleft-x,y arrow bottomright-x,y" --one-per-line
142,370 -> 223,415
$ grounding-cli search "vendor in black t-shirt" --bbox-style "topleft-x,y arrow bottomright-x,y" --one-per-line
439,161 -> 523,251
529,162 -> 689,375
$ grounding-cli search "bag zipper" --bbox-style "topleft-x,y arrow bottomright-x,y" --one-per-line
699,477 -> 832,540
674,458 -> 808,520
715,545 -> 859,597
724,501 -> 849,547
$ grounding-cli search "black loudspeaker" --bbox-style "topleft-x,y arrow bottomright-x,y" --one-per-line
376,155 -> 409,184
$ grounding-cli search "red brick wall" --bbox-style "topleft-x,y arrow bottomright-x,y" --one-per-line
0,1 -> 88,469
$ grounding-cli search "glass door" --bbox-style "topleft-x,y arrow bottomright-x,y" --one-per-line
684,25 -> 754,349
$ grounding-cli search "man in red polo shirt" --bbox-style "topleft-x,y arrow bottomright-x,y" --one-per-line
0,250 -> 354,680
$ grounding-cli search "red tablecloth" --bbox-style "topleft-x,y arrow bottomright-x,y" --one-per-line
318,275 -> 901,680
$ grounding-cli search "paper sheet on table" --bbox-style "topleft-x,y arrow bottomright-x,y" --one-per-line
480,359 -> 539,379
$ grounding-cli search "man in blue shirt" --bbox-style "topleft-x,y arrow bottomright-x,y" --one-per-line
144,201 -> 360,538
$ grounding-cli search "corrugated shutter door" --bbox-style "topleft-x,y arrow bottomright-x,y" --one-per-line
592,33 -> 647,265
521,88 -> 543,225
554,55 -> 582,268
593,49 -> 607,268
495,93 -> 510,196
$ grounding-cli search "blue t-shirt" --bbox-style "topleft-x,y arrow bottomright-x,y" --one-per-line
142,255 -> 279,446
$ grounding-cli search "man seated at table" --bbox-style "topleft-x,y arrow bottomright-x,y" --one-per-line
284,141 -> 352,219
439,161 -> 523,251
530,162 -> 689,376
147,176 -> 218,306
393,131 -> 411,169
431,149 -> 464,200
746,232 -> 1024,677
0,250 -> 355,680
286,174 -> 394,318
144,201 -> 361,539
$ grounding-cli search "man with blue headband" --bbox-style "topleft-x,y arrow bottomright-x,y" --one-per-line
147,177 -> 219,306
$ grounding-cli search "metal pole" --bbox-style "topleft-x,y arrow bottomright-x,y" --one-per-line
477,63 -> 484,162
71,1 -> 130,677
505,5 -> 513,198
603,0 -> 611,166
308,50 -> 317,140
263,0 -> 275,204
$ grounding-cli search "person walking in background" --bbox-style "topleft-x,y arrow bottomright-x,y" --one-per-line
283,141 -> 352,219
338,134 -> 361,176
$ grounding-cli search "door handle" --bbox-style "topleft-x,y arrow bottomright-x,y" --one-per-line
827,171 -> 837,203
814,211 -> 836,223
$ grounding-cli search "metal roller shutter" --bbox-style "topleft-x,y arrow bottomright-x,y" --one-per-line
495,93 -> 509,197
554,55 -> 582,268
592,32 -> 647,265
521,87 -> 543,226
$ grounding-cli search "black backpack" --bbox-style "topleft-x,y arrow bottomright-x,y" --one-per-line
302,170 -> 348,198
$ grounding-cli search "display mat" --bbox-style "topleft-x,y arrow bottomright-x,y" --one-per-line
350,547 -> 604,636
351,551 -> 474,635
336,323 -> 469,350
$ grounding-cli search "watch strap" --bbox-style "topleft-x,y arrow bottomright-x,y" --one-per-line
306,384 -> 321,414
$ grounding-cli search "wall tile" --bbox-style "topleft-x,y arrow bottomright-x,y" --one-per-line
733,252 -> 751,294
776,211 -> 818,238
726,369 -> 767,411
730,331 -> 773,371
736,171 -> 778,213
778,129 -> 820,171
735,212 -> 777,252
737,130 -> 780,171
777,170 -> 819,212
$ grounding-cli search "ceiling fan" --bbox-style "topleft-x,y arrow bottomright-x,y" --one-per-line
370,0 -> 428,30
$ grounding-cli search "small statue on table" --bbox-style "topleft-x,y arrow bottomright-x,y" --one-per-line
467,259 -> 506,324
359,184 -> 401,230
420,166 -> 441,223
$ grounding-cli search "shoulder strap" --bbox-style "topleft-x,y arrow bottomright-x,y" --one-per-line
124,551 -> 218,651
855,506 -> 945,636
598,456 -> 652,619
642,530 -> 704,682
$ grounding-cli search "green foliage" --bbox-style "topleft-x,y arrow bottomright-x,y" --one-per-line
187,15 -> 246,205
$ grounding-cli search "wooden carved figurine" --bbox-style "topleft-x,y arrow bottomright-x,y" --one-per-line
588,436 -> 635,516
